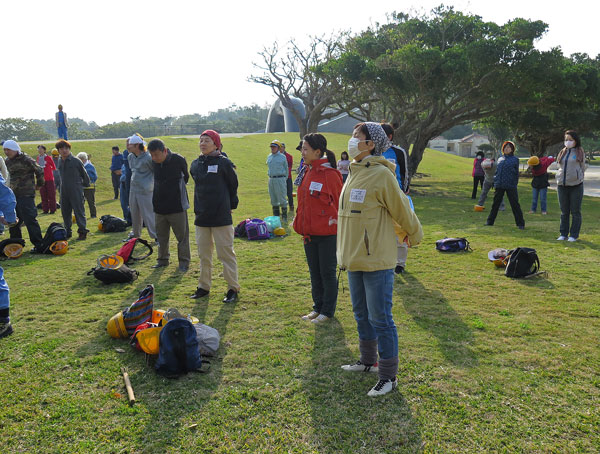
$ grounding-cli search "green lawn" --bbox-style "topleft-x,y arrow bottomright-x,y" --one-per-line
1,134 -> 598,453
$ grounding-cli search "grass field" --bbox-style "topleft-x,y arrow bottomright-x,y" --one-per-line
1,133 -> 599,453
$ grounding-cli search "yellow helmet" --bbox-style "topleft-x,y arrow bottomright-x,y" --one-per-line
135,326 -> 162,354
527,156 -> 540,166
51,148 -> 59,156
50,240 -> 68,255
107,311 -> 128,338
3,243 -> 24,259
98,222 -> 104,231
270,140 -> 283,149
474,205 -> 485,212
273,227 -> 286,236
97,254 -> 124,269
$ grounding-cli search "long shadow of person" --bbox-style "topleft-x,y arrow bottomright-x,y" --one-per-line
303,318 -> 422,452
398,273 -> 478,367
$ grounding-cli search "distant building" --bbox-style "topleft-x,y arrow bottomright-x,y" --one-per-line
265,97 -> 363,134
428,133 -> 490,157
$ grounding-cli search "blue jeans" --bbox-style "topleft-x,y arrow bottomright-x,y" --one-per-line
0,266 -> 9,311
531,187 -> 547,212
347,269 -> 398,360
119,179 -> 131,224
557,183 -> 583,238
57,125 -> 68,140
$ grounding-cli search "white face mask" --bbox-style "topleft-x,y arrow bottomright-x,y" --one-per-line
347,138 -> 363,159
564,140 -> 575,149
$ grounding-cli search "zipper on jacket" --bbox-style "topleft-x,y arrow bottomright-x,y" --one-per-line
563,150 -> 571,186
364,229 -> 370,255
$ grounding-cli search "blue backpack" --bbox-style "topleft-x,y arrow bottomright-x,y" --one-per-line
155,318 -> 204,378
435,237 -> 471,252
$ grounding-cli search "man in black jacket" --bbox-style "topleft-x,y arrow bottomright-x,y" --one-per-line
189,130 -> 240,303
148,139 -> 191,272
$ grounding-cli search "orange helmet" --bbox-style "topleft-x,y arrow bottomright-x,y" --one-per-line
3,243 -> 24,259
50,241 -> 68,255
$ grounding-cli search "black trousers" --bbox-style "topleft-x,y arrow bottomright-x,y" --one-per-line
472,176 -> 484,199
9,196 -> 43,248
303,235 -> 338,318
486,187 -> 525,227
286,177 -> 294,209
111,171 -> 120,199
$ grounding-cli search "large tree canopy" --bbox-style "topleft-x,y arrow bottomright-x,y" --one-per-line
326,6 -> 548,174
482,52 -> 600,157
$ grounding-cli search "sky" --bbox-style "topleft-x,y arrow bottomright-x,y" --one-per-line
2,0 -> 600,125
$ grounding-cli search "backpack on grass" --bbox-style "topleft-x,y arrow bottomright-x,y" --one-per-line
435,237 -> 471,252
245,219 -> 270,240
39,222 -> 68,254
504,247 -> 540,278
99,215 -> 128,233
155,318 -> 205,378
87,254 -> 139,284
117,237 -> 153,264
234,219 -> 248,238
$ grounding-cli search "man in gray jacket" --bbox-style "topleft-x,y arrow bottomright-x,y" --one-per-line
56,140 -> 90,240
127,134 -> 156,241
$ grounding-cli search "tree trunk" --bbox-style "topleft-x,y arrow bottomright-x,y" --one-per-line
408,137 -> 430,176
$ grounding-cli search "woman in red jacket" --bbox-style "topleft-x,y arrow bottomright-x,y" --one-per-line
293,133 -> 343,324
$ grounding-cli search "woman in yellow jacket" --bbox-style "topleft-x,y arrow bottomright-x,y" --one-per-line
338,122 -> 423,397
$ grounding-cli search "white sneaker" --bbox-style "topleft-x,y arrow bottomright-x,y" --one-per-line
301,311 -> 319,321
341,360 -> 378,373
311,314 -> 329,324
567,237 -> 577,242
557,236 -> 567,241
367,378 -> 397,397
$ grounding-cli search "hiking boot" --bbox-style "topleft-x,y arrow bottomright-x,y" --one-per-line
367,378 -> 397,397
557,235 -> 567,241
0,321 -> 13,339
77,231 -> 87,241
223,289 -> 238,303
394,265 -> 404,274
177,265 -> 189,273
341,360 -> 378,373
190,287 -> 209,299
301,311 -> 319,321
151,263 -> 168,269
311,314 -> 329,324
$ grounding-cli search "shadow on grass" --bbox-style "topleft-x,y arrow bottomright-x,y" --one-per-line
303,318 -> 422,452
398,273 -> 478,367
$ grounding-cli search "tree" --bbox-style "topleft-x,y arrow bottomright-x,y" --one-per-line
327,6 -> 548,174
0,118 -> 52,141
249,34 -> 360,138
482,52 -> 600,157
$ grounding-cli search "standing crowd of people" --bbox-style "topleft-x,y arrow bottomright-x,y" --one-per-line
0,125 -> 588,397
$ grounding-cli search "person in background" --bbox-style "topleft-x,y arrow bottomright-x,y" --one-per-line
3,140 -> 44,251
120,140 -> 132,226
528,154 -> 555,215
485,141 -> 525,229
281,142 -> 295,214
148,139 -> 191,273
0,172 -> 17,338
51,148 -> 61,196
0,145 -> 8,236
338,122 -> 423,397
55,104 -> 69,140
293,133 -> 343,324
189,130 -> 240,303
57,140 -> 89,240
127,134 -> 156,241
36,145 -> 57,214
110,146 -> 123,199
77,152 -> 97,219
381,123 -> 412,274
556,129 -> 586,242
476,152 -> 504,211
266,140 -> 289,220
471,151 -> 485,199
337,151 -> 350,183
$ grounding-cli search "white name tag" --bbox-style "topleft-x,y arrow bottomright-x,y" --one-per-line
309,181 -> 323,192
207,165 -> 218,173
388,158 -> 396,164
349,188 -> 366,203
